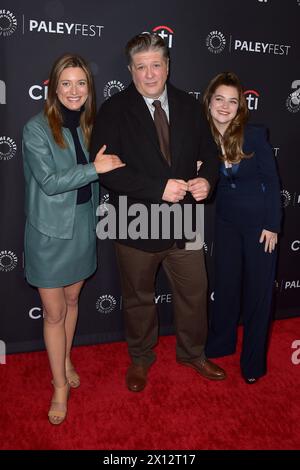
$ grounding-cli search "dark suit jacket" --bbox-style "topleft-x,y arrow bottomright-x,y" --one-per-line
90,82 -> 219,251
216,125 -> 282,233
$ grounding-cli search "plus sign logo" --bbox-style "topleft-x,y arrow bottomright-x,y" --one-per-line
244,89 -> 260,111
152,25 -> 174,48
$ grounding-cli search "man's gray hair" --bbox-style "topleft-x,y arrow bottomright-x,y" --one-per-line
125,33 -> 169,66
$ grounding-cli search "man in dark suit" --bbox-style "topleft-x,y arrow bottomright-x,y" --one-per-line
90,33 -> 226,391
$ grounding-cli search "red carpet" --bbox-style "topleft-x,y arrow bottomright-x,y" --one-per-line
0,318 -> 300,450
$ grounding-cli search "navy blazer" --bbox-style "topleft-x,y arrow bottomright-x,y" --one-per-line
216,125 -> 282,233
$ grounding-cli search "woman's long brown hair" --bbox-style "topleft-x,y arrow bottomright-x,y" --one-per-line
44,53 -> 96,149
203,72 -> 253,163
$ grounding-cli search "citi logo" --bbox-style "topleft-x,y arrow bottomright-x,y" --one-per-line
244,90 -> 259,110
103,80 -> 125,100
152,25 -> 174,48
291,241 -> 300,252
29,79 -> 49,101
0,250 -> 18,272
29,307 -> 43,320
0,80 -> 6,104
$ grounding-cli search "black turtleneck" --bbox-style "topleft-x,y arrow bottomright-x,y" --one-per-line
60,103 -> 92,204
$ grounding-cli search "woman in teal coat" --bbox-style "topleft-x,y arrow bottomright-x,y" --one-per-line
22,53 -> 125,425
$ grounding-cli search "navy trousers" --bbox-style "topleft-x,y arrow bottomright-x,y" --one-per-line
206,216 -> 277,378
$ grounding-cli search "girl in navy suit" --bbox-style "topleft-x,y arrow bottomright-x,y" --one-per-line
203,72 -> 282,383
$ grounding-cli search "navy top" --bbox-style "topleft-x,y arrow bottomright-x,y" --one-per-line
61,104 -> 92,204
216,125 -> 282,232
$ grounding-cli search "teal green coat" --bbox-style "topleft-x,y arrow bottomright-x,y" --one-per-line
22,111 -> 99,239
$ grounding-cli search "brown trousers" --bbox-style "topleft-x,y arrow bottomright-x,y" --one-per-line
115,242 -> 208,366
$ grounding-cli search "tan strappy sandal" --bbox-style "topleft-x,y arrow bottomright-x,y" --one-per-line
66,367 -> 80,389
48,381 -> 70,425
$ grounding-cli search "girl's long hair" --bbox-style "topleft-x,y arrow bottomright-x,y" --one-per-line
44,53 -> 96,149
203,72 -> 253,163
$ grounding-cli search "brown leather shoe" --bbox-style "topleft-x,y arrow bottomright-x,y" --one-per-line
126,363 -> 150,392
177,358 -> 226,381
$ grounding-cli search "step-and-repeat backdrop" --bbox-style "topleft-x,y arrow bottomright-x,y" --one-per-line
1,0 -> 299,353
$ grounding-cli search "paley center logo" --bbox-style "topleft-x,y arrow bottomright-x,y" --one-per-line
0,250 -> 18,272
280,190 -> 300,208
244,89 -> 260,111
281,189 -> 291,208
206,31 -> 226,54
0,136 -> 17,161
286,80 -> 300,113
0,9 -> 17,37
29,79 -> 49,101
96,294 -> 117,314
24,16 -> 104,37
103,80 -> 125,100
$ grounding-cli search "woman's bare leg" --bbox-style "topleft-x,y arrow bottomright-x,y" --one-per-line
39,287 -> 68,424
64,280 -> 84,385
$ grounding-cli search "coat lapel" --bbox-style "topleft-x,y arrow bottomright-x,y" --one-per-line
126,83 -> 186,169
126,83 -> 170,167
